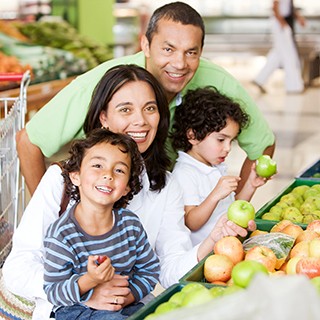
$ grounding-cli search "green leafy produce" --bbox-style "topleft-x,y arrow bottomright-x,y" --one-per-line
17,20 -> 113,69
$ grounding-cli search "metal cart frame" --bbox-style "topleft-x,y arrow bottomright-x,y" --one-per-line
0,71 -> 31,266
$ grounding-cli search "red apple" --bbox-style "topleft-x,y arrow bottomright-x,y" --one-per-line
96,255 -> 107,265
289,240 -> 310,259
227,200 -> 255,228
286,257 -> 302,275
204,254 -> 234,283
280,224 -> 303,241
296,229 -> 319,243
270,220 -> 293,233
245,245 -> 277,272
309,238 -> 320,258
307,220 -> 320,235
213,236 -> 244,265
249,230 -> 268,238
296,257 -> 320,279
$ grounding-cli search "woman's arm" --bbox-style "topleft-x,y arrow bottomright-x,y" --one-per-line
2,165 -> 65,300
16,128 -> 47,195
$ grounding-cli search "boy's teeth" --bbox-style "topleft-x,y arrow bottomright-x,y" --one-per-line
96,186 -> 111,193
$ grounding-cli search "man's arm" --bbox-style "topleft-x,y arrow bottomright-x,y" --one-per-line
16,128 -> 46,195
236,143 -> 275,194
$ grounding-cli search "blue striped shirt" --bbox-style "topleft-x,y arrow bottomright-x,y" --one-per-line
43,204 -> 160,308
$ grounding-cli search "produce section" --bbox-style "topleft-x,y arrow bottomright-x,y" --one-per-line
131,216 -> 320,319
255,179 -> 320,229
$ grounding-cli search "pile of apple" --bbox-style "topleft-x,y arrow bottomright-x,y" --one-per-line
205,218 -> 320,286
144,282 -> 240,319
261,184 -> 320,224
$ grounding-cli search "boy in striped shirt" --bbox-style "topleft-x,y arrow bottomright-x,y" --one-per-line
43,129 -> 160,319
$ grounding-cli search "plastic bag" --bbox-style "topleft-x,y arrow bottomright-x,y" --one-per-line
242,233 -> 295,269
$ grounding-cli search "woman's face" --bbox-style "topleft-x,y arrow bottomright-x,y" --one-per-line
100,81 -> 160,154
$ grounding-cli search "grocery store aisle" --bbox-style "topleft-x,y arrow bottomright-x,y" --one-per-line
217,56 -> 320,212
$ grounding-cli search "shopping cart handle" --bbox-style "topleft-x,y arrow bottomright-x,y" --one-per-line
0,73 -> 24,82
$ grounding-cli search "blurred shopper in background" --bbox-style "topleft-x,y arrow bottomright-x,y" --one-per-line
253,0 -> 305,94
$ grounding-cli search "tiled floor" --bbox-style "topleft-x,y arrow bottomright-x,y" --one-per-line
215,55 -> 320,212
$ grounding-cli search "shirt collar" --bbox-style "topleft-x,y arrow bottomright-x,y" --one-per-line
176,151 -> 227,175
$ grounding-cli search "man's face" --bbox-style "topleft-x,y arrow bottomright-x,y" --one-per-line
142,19 -> 203,102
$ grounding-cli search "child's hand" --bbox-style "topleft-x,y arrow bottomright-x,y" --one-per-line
87,255 -> 115,285
213,176 -> 241,200
250,162 -> 275,188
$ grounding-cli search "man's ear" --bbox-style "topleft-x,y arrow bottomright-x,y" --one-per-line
141,35 -> 151,58
69,171 -> 80,187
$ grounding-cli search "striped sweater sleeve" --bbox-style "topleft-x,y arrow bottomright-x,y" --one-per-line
124,215 -> 160,301
43,220 -> 90,306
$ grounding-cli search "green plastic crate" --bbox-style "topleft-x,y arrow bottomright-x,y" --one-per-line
127,283 -> 184,320
297,159 -> 320,180
254,178 -> 320,231
179,254 -> 209,284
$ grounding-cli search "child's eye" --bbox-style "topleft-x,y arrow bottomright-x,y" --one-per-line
115,168 -> 125,174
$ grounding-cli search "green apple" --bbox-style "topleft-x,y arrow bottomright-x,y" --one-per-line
144,314 -> 158,320
311,276 -> 320,295
180,282 -> 206,294
304,196 -> 320,210
168,291 -> 185,306
303,214 -> 316,224
281,207 -> 303,223
303,188 -> 320,201
181,286 -> 213,307
262,211 -> 281,221
222,284 -> 244,296
311,184 -> 320,193
255,155 -> 277,178
154,301 -> 179,315
209,286 -> 226,298
227,200 -> 255,228
292,185 -> 310,197
280,194 -> 301,209
231,260 -> 268,288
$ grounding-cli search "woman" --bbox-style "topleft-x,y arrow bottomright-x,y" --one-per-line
3,65 -> 254,319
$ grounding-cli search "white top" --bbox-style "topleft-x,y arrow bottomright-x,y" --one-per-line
3,164 -> 199,319
172,151 -> 235,246
276,0 -> 292,17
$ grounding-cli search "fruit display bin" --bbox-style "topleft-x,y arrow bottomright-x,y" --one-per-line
179,254 -> 209,284
127,283 -> 184,320
254,178 -> 320,231
297,159 -> 320,180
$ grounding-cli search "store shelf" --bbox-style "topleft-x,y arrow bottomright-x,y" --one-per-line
0,76 -> 75,121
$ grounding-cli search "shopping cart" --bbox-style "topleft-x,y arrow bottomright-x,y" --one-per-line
0,71 -> 31,267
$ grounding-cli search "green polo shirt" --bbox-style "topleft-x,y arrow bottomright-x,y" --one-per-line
26,51 -> 274,161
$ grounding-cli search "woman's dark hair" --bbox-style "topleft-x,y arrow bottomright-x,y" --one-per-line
145,2 -> 205,48
83,64 -> 170,192
171,86 -> 250,152
62,128 -> 143,209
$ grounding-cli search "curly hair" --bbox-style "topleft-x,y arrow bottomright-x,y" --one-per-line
145,2 -> 205,48
61,128 -> 143,209
83,64 -> 170,192
171,86 -> 250,152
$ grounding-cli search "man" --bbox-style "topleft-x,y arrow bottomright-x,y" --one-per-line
17,1 -> 275,195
